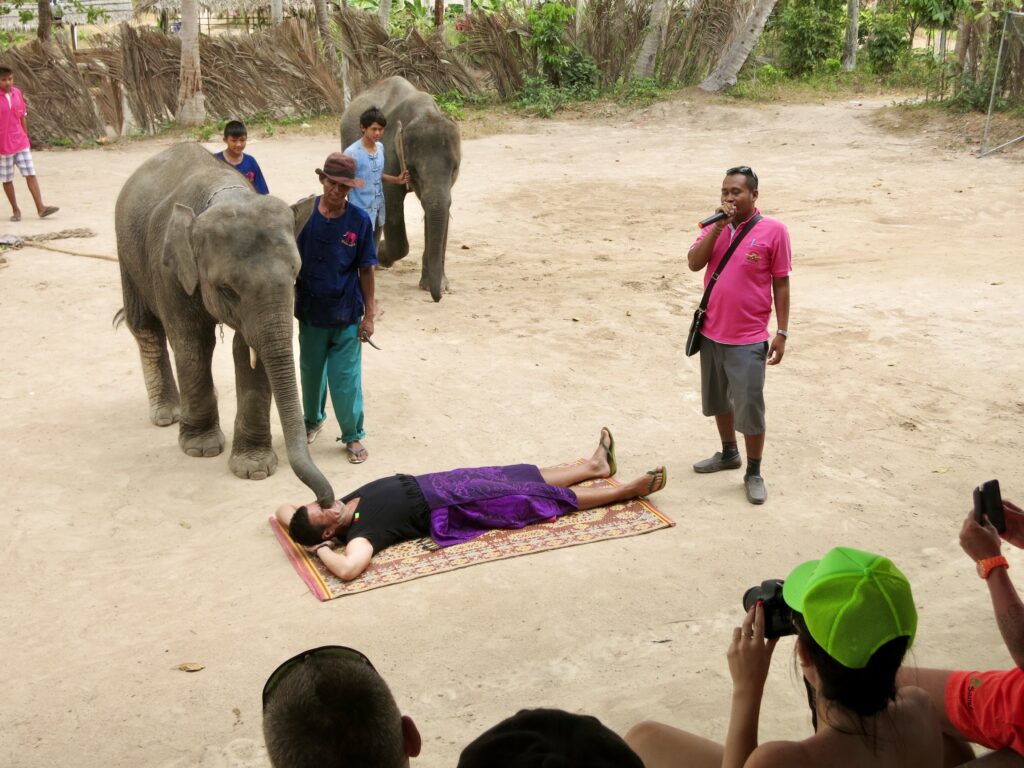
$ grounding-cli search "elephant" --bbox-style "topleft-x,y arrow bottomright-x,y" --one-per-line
113,143 -> 335,508
340,76 -> 461,302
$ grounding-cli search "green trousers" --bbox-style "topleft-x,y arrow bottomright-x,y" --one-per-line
298,321 -> 364,444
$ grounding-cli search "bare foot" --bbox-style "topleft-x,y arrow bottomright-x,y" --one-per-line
588,427 -> 616,478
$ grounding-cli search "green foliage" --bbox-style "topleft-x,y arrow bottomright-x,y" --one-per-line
0,0 -> 108,48
525,1 -> 575,86
614,76 -> 663,104
776,1 -> 844,77
513,75 -> 566,117
909,0 -> 969,30
560,47 -> 600,100
865,12 -> 908,75
756,64 -> 785,86
388,0 -> 433,36
434,89 -> 466,119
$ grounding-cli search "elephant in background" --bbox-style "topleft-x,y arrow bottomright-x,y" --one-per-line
341,76 -> 461,302
114,143 -> 335,507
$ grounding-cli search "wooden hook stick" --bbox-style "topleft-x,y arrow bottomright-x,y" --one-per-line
395,120 -> 412,191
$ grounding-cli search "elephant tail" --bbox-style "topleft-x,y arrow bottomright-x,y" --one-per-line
112,307 -> 126,330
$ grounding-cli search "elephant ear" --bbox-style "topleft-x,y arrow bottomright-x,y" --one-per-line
162,203 -> 199,296
290,195 -> 316,238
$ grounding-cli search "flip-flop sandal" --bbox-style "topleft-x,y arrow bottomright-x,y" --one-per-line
645,466 -> 667,495
9,214 -> 20,222
39,206 -> 59,219
346,444 -> 368,464
601,426 -> 617,477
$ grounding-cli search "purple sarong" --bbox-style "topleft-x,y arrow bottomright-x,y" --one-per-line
415,464 -> 579,548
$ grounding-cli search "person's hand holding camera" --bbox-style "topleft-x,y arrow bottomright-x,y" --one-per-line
727,602 -> 778,697
960,510 -> 1003,563
999,499 -> 1024,550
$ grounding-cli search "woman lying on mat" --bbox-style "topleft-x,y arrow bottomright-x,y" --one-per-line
274,428 -> 667,582
624,547 -> 943,768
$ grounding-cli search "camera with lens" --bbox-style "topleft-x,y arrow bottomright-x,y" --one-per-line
742,579 -> 796,639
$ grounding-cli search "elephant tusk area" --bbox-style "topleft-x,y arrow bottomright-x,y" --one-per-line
249,347 -> 257,370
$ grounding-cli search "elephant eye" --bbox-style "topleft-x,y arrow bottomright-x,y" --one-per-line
218,285 -> 240,303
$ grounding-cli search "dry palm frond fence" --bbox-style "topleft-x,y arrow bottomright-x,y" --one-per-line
3,38 -> 105,145
661,0 -> 746,86
335,8 -> 479,96
4,6 -> 759,146
457,9 -> 530,99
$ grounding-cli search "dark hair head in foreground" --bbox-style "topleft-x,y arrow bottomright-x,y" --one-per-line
458,707 -> 644,768
263,646 -> 420,768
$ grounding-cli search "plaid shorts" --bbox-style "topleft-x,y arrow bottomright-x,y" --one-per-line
0,149 -> 36,183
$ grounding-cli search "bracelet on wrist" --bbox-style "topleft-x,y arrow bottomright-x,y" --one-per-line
777,329 -> 789,338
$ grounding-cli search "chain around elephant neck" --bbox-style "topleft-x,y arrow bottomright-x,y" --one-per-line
205,184 -> 248,209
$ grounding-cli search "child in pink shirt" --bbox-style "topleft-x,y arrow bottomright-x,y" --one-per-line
0,66 -> 58,222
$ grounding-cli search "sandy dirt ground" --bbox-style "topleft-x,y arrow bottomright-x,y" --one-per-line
2,95 -> 1023,767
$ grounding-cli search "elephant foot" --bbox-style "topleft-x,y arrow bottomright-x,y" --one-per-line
229,444 -> 278,481
149,402 -> 180,427
419,274 -> 450,298
179,425 -> 225,458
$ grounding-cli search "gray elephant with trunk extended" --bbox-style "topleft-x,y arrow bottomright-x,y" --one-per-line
340,76 -> 461,302
114,143 -> 335,507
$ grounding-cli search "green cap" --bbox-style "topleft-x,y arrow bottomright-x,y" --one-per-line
782,547 -> 916,670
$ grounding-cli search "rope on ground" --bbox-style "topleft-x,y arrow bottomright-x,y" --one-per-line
0,228 -> 118,263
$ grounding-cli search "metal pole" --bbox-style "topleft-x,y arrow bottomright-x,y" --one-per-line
981,12 -> 1009,155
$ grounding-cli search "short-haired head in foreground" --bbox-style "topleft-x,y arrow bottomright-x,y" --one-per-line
458,708 -> 644,768
0,65 -> 12,78
223,119 -> 247,139
263,645 -> 420,768
288,505 -> 326,546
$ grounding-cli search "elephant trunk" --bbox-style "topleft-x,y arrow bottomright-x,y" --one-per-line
256,321 -> 335,507
422,194 -> 451,303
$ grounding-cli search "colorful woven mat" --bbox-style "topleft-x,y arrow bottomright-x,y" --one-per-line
270,476 -> 674,600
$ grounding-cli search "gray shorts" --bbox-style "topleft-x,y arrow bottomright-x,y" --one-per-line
699,337 -> 767,435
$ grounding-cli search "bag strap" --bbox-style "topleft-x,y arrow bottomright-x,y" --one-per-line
696,214 -> 762,312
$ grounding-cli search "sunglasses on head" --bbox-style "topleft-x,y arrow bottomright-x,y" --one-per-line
726,165 -> 757,179
262,645 -> 376,710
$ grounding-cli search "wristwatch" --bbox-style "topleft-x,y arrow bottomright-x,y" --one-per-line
777,329 -> 789,338
977,555 -> 1009,579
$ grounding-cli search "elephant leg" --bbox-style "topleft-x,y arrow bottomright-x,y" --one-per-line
120,273 -> 180,426
228,330 -> 277,480
419,216 -> 450,295
168,324 -> 225,458
378,186 -> 409,267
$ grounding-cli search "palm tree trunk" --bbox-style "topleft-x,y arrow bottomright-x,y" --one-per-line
177,0 -> 206,125
634,0 -> 668,79
271,0 -> 282,24
699,0 -> 778,93
842,0 -> 859,71
37,0 -> 52,41
378,0 -> 392,28
313,0 -> 348,103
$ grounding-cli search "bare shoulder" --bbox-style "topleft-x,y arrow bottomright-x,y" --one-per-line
746,740 -> 813,768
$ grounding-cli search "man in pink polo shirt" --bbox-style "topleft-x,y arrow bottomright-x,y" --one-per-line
0,66 -> 58,222
687,166 -> 791,505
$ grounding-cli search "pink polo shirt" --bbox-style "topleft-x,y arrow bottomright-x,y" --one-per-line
690,209 -> 791,345
0,87 -> 30,156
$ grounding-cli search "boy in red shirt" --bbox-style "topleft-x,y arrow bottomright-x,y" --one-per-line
0,66 -> 58,222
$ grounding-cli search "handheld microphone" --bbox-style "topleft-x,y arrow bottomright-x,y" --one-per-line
698,210 -> 729,228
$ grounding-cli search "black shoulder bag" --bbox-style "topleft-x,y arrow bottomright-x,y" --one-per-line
685,214 -> 762,357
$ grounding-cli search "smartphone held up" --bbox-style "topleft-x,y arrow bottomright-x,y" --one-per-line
974,479 -> 1006,533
